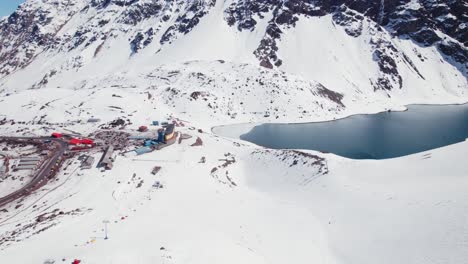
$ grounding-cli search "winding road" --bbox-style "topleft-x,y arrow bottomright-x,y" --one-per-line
0,137 -> 68,208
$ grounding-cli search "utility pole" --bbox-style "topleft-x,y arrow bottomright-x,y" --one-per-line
103,220 -> 110,240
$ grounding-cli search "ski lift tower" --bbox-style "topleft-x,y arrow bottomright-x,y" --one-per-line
103,220 -> 110,240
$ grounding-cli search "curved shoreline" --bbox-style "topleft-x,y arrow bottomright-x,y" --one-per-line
211,101 -> 468,136
211,102 -> 468,160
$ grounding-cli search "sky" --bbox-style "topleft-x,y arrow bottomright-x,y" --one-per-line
0,0 -> 25,17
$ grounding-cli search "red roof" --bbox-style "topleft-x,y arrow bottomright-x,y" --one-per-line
81,139 -> 94,145
51,132 -> 62,138
69,138 -> 94,145
69,138 -> 81,145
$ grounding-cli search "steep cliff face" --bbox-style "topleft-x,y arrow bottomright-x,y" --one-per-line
0,0 -> 217,77
0,0 -> 466,94
225,0 -> 467,90
0,0 -> 84,76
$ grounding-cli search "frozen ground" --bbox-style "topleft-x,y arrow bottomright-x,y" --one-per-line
0,158 -> 31,198
0,123 -> 466,263
0,58 -> 466,263
0,143 -> 37,197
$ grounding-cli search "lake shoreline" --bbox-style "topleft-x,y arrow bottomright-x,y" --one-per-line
212,102 -> 468,133
213,102 -> 468,160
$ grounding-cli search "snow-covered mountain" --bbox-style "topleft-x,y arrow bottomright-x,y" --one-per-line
0,1 -> 467,264
0,0 -> 466,98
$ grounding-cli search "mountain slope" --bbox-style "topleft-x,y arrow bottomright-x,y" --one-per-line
0,0 -> 466,97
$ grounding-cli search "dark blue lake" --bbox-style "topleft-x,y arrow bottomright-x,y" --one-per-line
238,104 -> 468,159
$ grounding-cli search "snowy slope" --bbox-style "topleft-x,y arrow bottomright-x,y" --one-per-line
0,64 -> 467,263
0,124 -> 467,264
277,15 -> 467,98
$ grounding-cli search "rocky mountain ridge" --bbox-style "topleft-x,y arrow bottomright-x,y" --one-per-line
225,0 -> 467,89
0,0 -> 466,93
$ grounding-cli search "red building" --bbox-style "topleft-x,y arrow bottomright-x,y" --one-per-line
69,138 -> 94,146
81,139 -> 94,145
51,132 -> 62,138
69,138 -> 81,145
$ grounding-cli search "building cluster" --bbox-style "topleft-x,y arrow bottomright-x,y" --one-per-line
94,131 -> 130,151
51,133 -> 94,145
133,123 -> 178,155
45,121 -> 178,172
51,132 -> 96,151
51,131 -> 119,171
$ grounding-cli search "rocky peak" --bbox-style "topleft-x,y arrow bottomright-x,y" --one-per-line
0,0 -> 466,92
0,0 -> 216,77
225,0 -> 467,90
0,0 -> 84,76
